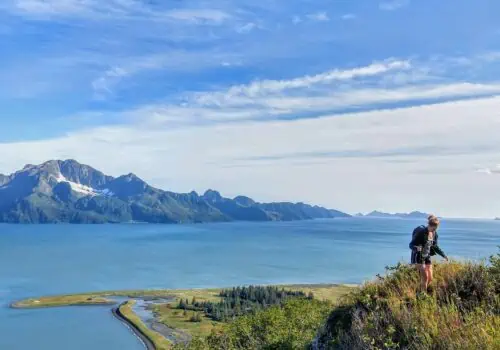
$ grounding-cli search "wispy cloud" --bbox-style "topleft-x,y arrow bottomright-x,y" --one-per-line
341,14 -> 357,20
477,165 -> 500,175
200,60 -> 411,100
113,58 -> 500,128
306,12 -> 329,22
236,22 -> 257,33
3,0 -> 144,19
379,0 -> 410,11
165,9 -> 231,24
2,0 -> 233,24
90,50 -> 243,98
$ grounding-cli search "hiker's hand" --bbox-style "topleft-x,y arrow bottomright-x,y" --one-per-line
445,257 -> 449,262
416,246 -> 422,252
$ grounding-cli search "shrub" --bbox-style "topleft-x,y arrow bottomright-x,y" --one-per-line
316,251 -> 500,350
175,298 -> 332,349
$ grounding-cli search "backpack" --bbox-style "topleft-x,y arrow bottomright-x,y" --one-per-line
410,225 -> 426,249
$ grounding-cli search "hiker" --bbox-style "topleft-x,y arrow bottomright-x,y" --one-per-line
409,215 -> 448,293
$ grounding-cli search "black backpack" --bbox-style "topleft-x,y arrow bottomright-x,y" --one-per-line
409,225 -> 426,249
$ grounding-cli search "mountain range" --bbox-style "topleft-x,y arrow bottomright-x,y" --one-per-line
357,210 -> 431,219
0,160 -> 350,224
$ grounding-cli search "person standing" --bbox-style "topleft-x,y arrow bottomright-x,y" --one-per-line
409,215 -> 448,293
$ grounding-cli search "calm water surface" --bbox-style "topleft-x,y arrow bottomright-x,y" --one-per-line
0,218 -> 498,350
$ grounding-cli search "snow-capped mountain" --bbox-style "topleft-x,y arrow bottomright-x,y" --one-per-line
0,160 -> 350,224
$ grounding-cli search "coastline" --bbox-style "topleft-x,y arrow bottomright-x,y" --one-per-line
9,284 -> 355,349
113,304 -> 156,350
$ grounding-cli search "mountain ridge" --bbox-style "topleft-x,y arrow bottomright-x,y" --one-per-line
360,210 -> 430,219
0,159 -> 350,224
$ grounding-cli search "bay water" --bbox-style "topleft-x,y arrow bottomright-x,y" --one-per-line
0,218 -> 498,350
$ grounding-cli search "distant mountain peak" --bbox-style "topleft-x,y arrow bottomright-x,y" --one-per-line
22,164 -> 36,170
363,210 -> 430,219
0,159 -> 350,224
203,189 -> 223,202
233,195 -> 256,207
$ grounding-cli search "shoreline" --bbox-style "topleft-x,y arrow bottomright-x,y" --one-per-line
10,284 -> 356,349
112,304 -> 156,350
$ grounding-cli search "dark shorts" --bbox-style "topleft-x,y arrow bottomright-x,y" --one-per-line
411,249 -> 432,265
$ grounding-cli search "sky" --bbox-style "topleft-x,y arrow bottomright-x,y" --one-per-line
1,0 -> 500,218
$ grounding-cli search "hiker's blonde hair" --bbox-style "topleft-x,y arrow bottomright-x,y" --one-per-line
428,214 -> 440,227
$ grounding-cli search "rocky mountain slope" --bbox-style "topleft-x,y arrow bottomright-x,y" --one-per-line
0,160 -> 350,224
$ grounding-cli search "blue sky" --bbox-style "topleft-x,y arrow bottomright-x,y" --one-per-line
1,0 -> 500,217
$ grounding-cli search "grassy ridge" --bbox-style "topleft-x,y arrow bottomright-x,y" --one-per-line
317,256 -> 500,349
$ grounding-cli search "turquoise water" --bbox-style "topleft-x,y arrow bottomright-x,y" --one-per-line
0,218 -> 498,349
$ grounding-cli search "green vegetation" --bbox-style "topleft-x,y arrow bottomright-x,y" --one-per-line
317,250 -> 500,349
11,288 -> 222,309
173,298 -> 333,349
179,286 -> 311,322
119,300 -> 172,350
154,303 -> 222,339
12,285 -> 351,309
11,294 -> 114,308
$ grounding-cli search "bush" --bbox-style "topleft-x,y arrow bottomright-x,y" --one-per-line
316,251 -> 500,349
175,298 -> 332,349
190,312 -> 203,323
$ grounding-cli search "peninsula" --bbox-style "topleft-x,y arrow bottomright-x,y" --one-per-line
11,284 -> 354,350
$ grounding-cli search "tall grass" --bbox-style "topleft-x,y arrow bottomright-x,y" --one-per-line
317,249 -> 500,349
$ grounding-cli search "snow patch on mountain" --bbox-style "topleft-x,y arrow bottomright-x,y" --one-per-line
53,173 -> 114,197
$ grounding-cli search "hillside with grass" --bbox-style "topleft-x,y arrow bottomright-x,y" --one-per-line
178,249 -> 500,349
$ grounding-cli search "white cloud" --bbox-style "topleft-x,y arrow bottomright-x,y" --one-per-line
1,96 -> 500,218
3,0 -> 232,24
341,14 -> 356,20
204,60 -> 411,100
3,0 -> 144,19
379,0 -> 410,11
306,12 -> 329,22
91,66 -> 129,98
165,9 -> 231,24
477,165 -> 500,175
236,22 -> 257,33
86,58 -> 500,129
90,50 -> 243,98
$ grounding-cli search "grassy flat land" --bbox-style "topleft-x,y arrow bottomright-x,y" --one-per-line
12,284 -> 354,309
283,284 -> 355,302
154,304 -> 222,338
11,294 -> 115,308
